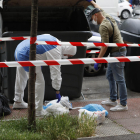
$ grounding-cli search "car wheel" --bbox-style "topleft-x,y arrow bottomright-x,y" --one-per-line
84,52 -> 105,76
121,10 -> 130,19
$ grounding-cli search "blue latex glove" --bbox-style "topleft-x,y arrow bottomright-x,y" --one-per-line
94,63 -> 99,71
56,93 -> 61,103
86,0 -> 96,2
86,0 -> 92,2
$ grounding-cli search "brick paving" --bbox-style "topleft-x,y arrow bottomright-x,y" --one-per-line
1,98 -> 140,134
71,98 -> 140,134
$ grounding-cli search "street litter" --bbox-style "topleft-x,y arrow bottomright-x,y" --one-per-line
78,109 -> 106,125
43,103 -> 52,110
81,104 -> 108,116
44,96 -> 73,109
43,96 -> 72,116
78,104 -> 108,125
43,103 -> 69,116
60,96 -> 73,109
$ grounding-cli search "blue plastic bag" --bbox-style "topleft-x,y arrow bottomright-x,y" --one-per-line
43,103 -> 52,110
81,104 -> 108,116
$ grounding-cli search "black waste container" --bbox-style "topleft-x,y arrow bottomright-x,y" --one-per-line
0,0 -> 92,102
120,18 -> 140,92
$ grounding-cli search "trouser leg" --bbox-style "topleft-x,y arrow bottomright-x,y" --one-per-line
106,63 -> 117,101
28,66 -> 45,115
14,67 -> 28,102
15,65 -> 45,114
109,49 -> 127,106
35,72 -> 45,115
110,63 -> 127,106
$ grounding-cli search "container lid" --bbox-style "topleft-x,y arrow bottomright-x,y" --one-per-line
120,18 -> 140,35
6,0 -> 90,8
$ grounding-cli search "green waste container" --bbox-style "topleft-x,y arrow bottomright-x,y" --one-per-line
120,18 -> 140,92
0,0 -> 92,102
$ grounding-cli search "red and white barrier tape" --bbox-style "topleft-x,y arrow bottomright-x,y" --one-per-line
0,36 -> 30,41
0,56 -> 140,68
0,36 -> 139,47
86,50 -> 100,54
36,41 -> 140,47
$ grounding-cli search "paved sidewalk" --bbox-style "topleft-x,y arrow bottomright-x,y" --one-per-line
78,134 -> 140,140
2,97 -> 140,139
71,98 -> 140,135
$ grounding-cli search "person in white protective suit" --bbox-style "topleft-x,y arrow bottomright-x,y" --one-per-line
12,34 -> 77,117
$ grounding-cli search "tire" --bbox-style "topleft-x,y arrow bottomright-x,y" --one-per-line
84,49 -> 105,77
121,10 -> 130,19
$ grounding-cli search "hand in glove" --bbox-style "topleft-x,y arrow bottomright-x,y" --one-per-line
94,63 -> 99,71
56,93 -> 61,103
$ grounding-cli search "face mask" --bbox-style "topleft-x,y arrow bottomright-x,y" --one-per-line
92,19 -> 98,25
92,16 -> 98,25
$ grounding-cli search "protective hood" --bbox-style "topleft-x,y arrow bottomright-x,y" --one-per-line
6,0 -> 90,8
62,46 -> 77,56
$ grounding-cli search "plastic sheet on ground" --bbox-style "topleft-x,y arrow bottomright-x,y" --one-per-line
78,104 -> 108,125
81,104 -> 108,116
44,103 -> 69,116
78,109 -> 106,125
43,96 -> 72,116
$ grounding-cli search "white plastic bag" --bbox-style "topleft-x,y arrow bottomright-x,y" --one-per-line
44,103 -> 69,116
45,96 -> 72,109
60,96 -> 72,109
78,109 -> 105,125
45,99 -> 58,105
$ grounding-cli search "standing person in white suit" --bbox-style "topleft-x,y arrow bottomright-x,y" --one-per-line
12,34 -> 77,117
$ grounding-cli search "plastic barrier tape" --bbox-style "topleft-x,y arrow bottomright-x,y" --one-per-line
0,36 -> 30,41
36,41 -> 140,47
0,56 -> 140,67
30,37 -> 37,44
0,36 -> 139,47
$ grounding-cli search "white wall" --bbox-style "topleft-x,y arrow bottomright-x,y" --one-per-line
96,0 -> 118,16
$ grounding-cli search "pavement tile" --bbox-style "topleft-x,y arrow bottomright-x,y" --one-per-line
126,125 -> 140,134
71,98 -> 140,134
101,98 -> 140,120
1,106 -> 27,120
1,98 -> 140,135
71,101 -> 101,107
70,109 -> 79,115
102,98 -> 140,134
115,118 -> 140,127
78,134 -> 140,140
95,118 -> 131,137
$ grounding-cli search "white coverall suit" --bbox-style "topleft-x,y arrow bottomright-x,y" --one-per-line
14,34 -> 77,116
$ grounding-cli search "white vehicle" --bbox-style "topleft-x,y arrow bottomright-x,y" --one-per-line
84,33 -> 103,77
96,0 -> 118,16
118,0 -> 133,19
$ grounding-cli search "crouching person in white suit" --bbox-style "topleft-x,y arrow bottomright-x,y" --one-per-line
12,34 -> 77,117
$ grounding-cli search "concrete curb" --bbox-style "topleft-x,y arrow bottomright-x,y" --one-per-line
77,134 -> 140,140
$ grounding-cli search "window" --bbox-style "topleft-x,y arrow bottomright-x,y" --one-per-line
84,5 -> 95,16
118,0 -> 124,3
